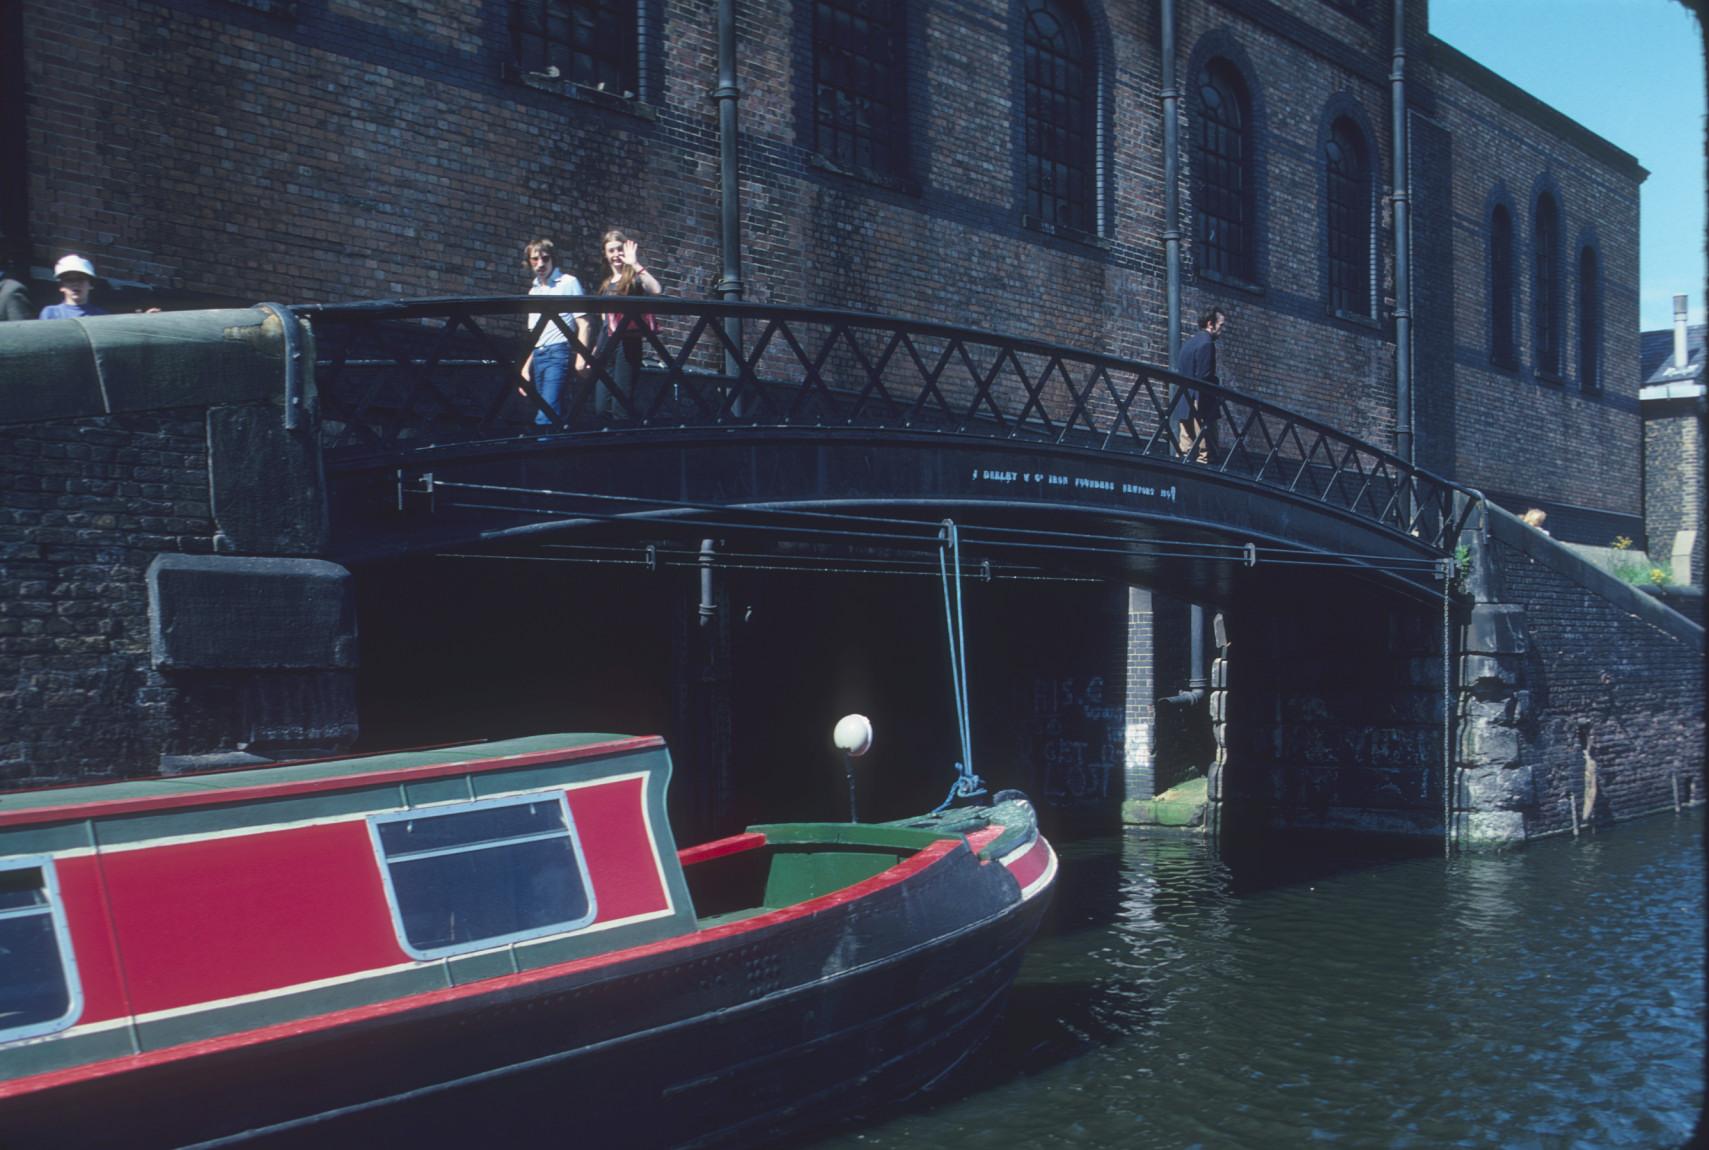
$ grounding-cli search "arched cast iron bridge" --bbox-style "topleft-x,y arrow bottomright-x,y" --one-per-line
291,297 -> 1479,603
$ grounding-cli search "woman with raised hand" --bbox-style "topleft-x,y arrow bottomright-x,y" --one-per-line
590,229 -> 662,419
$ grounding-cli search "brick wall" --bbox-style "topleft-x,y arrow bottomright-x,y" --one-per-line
1483,531 -> 1704,839
15,1 -> 1642,509
0,412 -> 213,784
1426,43 -> 1643,526
1644,401 -> 1705,584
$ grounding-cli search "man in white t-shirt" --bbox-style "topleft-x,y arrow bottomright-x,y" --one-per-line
521,238 -> 591,427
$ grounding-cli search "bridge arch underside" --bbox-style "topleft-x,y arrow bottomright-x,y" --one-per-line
335,433 -> 1454,846
329,431 -> 1447,604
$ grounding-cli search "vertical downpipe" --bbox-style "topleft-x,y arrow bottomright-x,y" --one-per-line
713,0 -> 745,400
698,539 -> 718,628
1391,0 -> 1413,467
0,0 -> 30,279
1161,0 -> 1209,753
1162,0 -> 1182,364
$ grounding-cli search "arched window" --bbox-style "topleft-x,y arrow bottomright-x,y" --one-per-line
1023,0 -> 1093,233
813,0 -> 905,175
511,0 -> 639,96
1534,191 -> 1562,378
1195,59 -> 1254,282
1490,203 -> 1516,368
1578,244 -> 1601,393
1325,117 -> 1370,317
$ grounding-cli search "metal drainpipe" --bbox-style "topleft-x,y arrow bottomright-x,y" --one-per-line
1159,605 -> 1207,707
1162,0 -> 1181,365
0,0 -> 30,282
712,0 -> 745,393
1391,0 -> 1413,467
1158,0 -> 1208,714
698,539 -> 718,628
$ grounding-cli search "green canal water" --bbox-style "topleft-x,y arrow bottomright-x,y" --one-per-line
805,813 -> 1706,1149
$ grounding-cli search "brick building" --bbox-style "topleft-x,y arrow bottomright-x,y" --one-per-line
4,1 -> 1687,835
1,0 -> 1646,538
1641,295 -> 1705,586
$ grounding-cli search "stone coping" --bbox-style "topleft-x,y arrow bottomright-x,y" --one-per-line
0,307 -> 301,425
1484,503 -> 1704,648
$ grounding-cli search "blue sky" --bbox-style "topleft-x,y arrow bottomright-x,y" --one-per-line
1430,0 -> 1706,330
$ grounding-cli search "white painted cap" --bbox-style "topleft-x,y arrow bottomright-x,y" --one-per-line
833,714 -> 873,757
53,254 -> 97,280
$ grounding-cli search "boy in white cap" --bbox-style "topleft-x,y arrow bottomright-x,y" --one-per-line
39,255 -> 109,319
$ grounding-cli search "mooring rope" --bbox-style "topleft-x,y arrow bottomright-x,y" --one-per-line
934,519 -> 985,812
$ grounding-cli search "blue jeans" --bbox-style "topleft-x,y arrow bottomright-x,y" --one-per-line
531,342 -> 570,426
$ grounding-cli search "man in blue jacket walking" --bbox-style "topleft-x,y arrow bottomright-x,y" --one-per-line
1172,308 -> 1226,463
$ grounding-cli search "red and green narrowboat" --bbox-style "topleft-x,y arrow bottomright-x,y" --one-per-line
0,731 -> 1055,1147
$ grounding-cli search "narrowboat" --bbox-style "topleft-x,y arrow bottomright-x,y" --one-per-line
0,729 -> 1055,1148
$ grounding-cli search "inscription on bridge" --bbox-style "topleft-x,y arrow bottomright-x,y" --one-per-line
972,468 -> 1178,504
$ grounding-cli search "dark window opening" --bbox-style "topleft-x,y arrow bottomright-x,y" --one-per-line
1535,192 -> 1561,378
1326,118 -> 1370,317
1023,0 -> 1093,233
372,794 -> 596,957
1491,204 -> 1516,367
812,0 -> 904,176
1578,245 -> 1600,393
1195,59 -> 1253,282
511,0 -> 637,96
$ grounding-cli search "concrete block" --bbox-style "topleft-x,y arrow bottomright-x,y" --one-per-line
1460,653 -> 1519,693
1461,721 -> 1521,768
1461,763 -> 1535,809
208,406 -> 328,554
1462,603 -> 1530,655
1462,810 -> 1527,849
147,554 -> 355,670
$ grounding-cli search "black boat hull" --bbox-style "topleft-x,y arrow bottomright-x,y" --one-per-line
2,835 -> 1052,1149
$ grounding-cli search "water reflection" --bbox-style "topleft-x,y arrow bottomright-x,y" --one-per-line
802,814 -> 1704,1149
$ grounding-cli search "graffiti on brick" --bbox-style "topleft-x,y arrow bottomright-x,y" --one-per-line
1032,675 -> 1122,806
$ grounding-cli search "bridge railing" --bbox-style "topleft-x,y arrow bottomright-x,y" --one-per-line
290,297 -> 1477,551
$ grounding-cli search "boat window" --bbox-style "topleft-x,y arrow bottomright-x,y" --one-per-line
369,793 -> 597,959
0,857 -> 82,1044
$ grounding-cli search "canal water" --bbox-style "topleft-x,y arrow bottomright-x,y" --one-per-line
802,813 -> 1705,1149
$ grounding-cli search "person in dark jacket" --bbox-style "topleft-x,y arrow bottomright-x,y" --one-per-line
0,264 -> 34,321
1172,308 -> 1226,463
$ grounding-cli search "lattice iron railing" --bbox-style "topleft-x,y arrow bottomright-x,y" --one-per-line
290,297 -> 1478,551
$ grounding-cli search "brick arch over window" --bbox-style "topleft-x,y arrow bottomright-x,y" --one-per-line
509,0 -> 655,100
1021,0 -> 1096,233
1486,190 -> 1519,369
1192,55 -> 1256,284
1324,115 -> 1373,317
1532,182 -> 1565,380
811,0 -> 907,177
1577,235 -> 1602,394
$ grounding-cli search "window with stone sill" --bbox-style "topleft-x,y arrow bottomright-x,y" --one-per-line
511,0 -> 638,101
1490,202 -> 1517,369
1023,0 -> 1096,236
1325,117 -> 1372,319
1195,59 -> 1255,285
1578,244 -> 1601,394
812,0 -> 907,181
1533,191 -> 1563,380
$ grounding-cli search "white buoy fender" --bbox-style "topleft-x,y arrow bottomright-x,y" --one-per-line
833,713 -> 874,757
